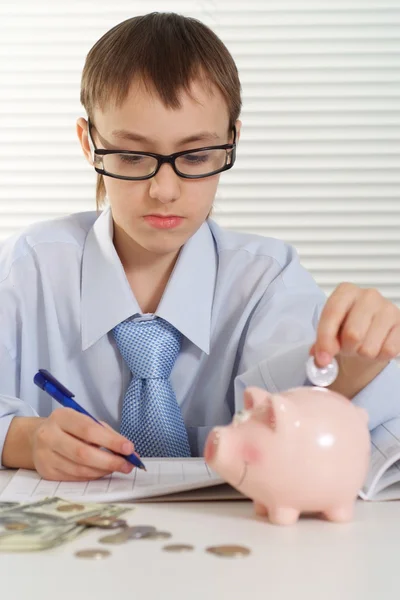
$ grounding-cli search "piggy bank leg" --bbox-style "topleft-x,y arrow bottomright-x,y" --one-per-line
253,501 -> 268,517
323,504 -> 355,523
267,506 -> 300,526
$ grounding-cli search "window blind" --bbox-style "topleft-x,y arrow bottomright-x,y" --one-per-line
0,1 -> 399,305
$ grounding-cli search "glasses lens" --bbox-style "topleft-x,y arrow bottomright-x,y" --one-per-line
101,153 -> 158,178
176,149 -> 233,177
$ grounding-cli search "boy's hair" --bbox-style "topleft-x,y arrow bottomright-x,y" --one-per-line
80,12 -> 242,209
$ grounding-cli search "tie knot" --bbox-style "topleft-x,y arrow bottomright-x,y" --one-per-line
112,317 -> 182,379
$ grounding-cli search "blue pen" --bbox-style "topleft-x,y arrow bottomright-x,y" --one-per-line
33,369 -> 146,471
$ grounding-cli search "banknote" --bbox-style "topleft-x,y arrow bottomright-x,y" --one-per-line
0,502 -> 20,511
0,497 -> 133,552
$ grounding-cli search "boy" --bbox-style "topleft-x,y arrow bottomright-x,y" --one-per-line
0,12 -> 399,481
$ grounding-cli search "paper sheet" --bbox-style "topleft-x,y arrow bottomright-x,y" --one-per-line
359,417 -> 400,500
0,458 -> 243,503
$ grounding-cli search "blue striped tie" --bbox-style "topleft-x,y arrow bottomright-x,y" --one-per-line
112,316 -> 191,457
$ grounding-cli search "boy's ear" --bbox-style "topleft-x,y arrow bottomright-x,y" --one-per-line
76,117 -> 94,166
235,119 -> 242,143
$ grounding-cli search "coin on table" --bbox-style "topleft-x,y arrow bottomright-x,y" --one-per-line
163,544 -> 194,553
99,525 -> 157,544
4,522 -> 30,531
127,525 -> 157,539
98,531 -> 130,545
75,549 -> 111,560
77,516 -> 127,529
206,545 -> 251,558
142,530 -> 172,540
57,503 -> 85,512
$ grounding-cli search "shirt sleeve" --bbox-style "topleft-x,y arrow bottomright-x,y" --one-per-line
0,343 -> 38,469
350,360 -> 400,431
233,247 -> 400,431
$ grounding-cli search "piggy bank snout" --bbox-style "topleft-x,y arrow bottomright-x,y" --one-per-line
204,427 -> 222,464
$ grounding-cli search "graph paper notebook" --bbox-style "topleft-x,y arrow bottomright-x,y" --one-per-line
0,458 -> 244,503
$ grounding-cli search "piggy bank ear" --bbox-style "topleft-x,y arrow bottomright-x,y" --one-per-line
254,394 -> 296,432
243,387 -> 272,411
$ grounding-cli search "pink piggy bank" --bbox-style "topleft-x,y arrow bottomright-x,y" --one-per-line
204,386 -> 371,525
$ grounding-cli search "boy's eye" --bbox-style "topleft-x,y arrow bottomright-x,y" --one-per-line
118,154 -> 144,164
183,153 -> 210,164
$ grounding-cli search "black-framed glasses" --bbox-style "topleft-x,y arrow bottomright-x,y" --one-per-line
87,118 -> 236,181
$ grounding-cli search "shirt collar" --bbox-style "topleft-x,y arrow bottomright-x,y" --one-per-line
81,207 -> 216,354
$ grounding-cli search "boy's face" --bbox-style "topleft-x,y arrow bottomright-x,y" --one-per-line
78,78 -> 240,259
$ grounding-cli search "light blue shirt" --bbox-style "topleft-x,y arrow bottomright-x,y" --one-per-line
0,207 -> 399,463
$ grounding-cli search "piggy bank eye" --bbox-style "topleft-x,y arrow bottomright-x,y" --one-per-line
233,410 -> 252,426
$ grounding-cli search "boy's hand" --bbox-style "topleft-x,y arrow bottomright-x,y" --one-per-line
310,282 -> 400,398
31,408 -> 135,481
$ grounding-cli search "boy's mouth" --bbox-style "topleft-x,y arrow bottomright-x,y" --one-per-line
143,214 -> 184,230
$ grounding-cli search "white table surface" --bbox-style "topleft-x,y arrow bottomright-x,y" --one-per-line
1,469 -> 399,600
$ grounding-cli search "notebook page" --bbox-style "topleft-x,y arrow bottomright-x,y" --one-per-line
367,480 -> 400,502
359,417 -> 400,500
373,461 -> 400,497
0,458 -> 226,503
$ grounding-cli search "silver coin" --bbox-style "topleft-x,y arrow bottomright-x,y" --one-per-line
98,531 -> 130,545
142,530 -> 172,540
99,525 -> 157,544
75,549 -> 111,560
163,544 -> 194,552
127,525 -> 157,539
206,544 -> 251,558
306,355 -> 338,387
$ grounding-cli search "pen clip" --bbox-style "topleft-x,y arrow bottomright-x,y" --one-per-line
34,369 -> 75,398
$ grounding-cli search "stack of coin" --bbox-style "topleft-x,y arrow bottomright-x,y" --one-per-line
77,516 -> 128,530
99,525 -> 157,545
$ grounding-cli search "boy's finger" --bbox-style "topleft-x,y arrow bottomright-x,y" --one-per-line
308,343 -> 334,369
51,451 -> 114,480
57,409 -> 135,456
338,299 -> 374,355
380,325 -> 400,361
315,285 -> 358,358
99,420 -> 136,453
54,430 -> 133,474
356,312 -> 396,360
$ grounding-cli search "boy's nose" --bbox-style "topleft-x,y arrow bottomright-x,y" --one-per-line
149,163 -> 181,204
